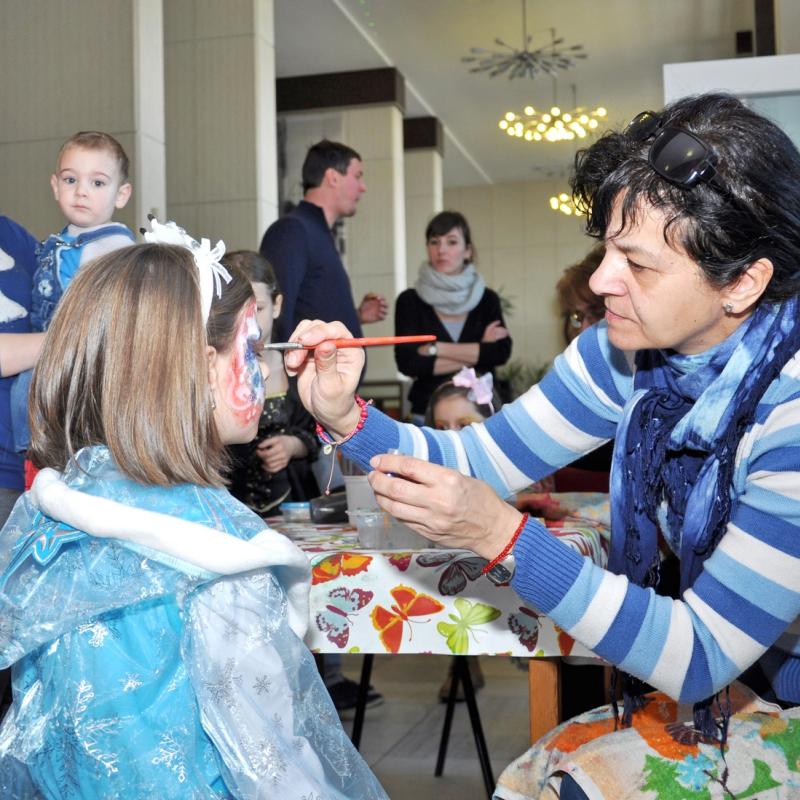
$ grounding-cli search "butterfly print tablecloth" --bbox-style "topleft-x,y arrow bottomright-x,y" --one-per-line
271,494 -> 611,658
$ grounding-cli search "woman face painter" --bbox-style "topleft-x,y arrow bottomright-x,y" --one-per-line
288,93 -> 800,800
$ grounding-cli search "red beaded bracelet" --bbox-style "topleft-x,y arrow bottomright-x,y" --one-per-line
481,512 -> 529,574
316,395 -> 372,493
315,395 -> 371,449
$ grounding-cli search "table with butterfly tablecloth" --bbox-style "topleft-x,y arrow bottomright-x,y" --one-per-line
270,492 -> 612,744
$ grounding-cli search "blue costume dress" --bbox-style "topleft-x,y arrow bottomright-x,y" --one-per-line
0,446 -> 387,799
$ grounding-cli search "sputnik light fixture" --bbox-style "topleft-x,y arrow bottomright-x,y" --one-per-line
462,2 -> 587,80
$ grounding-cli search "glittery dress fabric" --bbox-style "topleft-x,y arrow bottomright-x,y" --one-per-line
0,446 -> 386,799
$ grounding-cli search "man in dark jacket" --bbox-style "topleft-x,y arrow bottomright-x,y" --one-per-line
260,140 -> 387,341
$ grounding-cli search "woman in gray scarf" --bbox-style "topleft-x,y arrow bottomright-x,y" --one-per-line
394,210 -> 512,423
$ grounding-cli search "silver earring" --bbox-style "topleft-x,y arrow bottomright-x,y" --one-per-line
210,390 -> 217,410
724,302 -> 734,314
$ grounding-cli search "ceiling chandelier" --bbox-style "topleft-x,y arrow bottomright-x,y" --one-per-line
549,192 -> 585,217
462,2 -> 587,80
500,102 -> 607,142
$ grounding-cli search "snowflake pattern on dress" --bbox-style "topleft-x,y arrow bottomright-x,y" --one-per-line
120,674 -> 143,693
248,738 -> 287,784
151,731 -> 188,784
77,620 -> 112,648
203,658 -> 243,705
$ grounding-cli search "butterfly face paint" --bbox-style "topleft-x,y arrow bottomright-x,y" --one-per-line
220,300 -> 265,427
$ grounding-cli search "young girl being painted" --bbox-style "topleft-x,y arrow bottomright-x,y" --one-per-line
0,220 -> 385,798
223,251 -> 319,517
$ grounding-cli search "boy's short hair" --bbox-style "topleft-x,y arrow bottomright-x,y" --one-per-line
57,131 -> 130,182
28,244 -> 254,487
301,140 -> 361,193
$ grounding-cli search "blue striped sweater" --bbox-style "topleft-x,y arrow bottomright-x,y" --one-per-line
344,321 -> 800,705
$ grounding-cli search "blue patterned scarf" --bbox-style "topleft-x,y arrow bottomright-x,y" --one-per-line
608,296 -> 800,740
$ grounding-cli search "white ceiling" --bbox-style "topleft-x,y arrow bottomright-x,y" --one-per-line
274,0 -> 755,187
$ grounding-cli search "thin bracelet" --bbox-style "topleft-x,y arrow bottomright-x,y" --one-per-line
315,396 -> 372,494
481,512 -> 529,574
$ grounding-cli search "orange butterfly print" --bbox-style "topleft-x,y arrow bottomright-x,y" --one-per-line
371,584 -> 445,653
311,552 -> 373,585
555,624 -> 575,656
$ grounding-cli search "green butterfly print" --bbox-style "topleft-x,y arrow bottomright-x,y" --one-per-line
437,597 -> 502,654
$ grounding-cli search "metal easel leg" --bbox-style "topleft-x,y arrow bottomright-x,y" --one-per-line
435,655 -> 460,776
435,656 -> 494,799
460,656 -> 495,798
350,653 -> 373,750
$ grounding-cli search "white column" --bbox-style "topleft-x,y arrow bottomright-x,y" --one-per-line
341,104 -> 406,382
404,149 -> 443,288
163,0 -> 278,248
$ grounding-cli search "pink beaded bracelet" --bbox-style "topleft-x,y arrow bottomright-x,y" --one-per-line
316,395 -> 372,493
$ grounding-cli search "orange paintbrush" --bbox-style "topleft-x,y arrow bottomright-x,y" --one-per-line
263,334 -> 436,351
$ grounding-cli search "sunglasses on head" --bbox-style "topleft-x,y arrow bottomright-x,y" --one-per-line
625,110 -> 727,193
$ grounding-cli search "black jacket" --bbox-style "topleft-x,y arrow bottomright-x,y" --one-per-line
394,287 -> 512,415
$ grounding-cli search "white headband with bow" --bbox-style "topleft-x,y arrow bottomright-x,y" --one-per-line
142,216 -> 231,323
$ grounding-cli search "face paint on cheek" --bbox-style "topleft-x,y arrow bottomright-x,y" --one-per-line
223,304 -> 265,425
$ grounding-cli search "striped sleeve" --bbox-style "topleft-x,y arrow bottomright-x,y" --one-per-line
513,361 -> 800,703
344,322 -> 632,496
344,327 -> 800,702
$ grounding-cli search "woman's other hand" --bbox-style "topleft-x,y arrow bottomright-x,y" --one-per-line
358,292 -> 389,324
284,320 -> 364,439
256,435 -> 306,473
367,452 -> 522,560
481,320 -> 509,343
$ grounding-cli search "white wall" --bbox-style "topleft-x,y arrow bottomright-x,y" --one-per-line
0,0 -> 162,239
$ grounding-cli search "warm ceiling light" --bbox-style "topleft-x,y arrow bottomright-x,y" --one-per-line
548,191 -> 587,217
500,105 -> 607,143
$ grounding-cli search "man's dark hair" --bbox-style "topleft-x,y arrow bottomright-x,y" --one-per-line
571,92 -> 800,303
302,140 -> 361,193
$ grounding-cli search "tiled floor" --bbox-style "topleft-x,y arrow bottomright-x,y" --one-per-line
340,654 -> 531,800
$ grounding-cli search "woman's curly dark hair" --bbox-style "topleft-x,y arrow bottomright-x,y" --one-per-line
571,92 -> 800,303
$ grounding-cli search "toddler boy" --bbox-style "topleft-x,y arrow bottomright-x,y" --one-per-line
11,131 -> 136,453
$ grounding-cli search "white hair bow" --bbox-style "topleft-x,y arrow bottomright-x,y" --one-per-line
452,366 -> 495,412
142,216 -> 231,323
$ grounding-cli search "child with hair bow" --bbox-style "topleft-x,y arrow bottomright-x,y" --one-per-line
424,366 -> 503,431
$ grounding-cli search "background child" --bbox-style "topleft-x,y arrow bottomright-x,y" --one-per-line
11,131 -> 135,457
424,366 -> 503,431
223,250 -> 320,516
